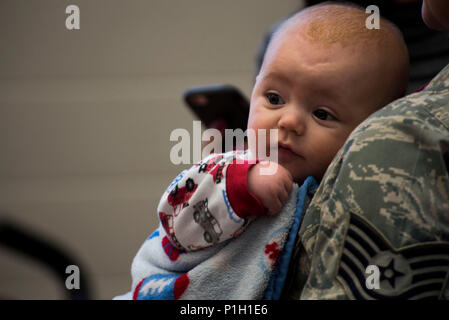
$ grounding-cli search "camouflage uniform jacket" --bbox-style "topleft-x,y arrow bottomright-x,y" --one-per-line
284,63 -> 449,300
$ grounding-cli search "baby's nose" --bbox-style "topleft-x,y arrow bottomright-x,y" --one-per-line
277,108 -> 305,136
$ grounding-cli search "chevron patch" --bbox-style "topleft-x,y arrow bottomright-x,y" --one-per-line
337,212 -> 449,300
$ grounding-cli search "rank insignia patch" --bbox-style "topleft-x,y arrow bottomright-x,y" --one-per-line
337,213 -> 449,300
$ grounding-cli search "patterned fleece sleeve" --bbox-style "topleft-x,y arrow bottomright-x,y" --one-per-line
157,150 -> 265,252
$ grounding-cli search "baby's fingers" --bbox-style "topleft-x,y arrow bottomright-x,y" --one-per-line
279,186 -> 289,204
283,173 -> 293,193
267,196 -> 283,215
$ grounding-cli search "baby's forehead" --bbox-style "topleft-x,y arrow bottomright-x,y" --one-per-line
274,4 -> 396,50
262,4 -> 409,106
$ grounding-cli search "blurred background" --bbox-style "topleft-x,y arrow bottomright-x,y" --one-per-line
0,0 -> 303,299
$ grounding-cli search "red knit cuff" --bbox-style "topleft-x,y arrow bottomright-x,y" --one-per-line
226,160 -> 266,218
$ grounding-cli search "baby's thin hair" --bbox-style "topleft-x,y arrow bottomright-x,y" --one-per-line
263,1 -> 409,109
271,1 -> 404,50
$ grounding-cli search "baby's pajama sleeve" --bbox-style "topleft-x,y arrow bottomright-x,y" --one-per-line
157,151 -> 265,252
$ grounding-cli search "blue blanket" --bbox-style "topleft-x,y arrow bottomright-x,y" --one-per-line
115,176 -> 318,300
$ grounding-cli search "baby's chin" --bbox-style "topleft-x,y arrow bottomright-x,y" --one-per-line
275,159 -> 307,184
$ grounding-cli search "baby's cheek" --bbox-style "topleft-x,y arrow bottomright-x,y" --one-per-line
247,108 -> 265,131
306,144 -> 338,177
247,117 -> 274,144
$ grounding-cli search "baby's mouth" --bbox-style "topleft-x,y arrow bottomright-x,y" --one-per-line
279,142 -> 299,154
271,142 -> 303,160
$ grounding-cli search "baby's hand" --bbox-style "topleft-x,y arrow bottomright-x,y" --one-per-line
247,161 -> 293,215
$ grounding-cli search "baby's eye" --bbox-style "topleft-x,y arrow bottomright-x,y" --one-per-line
266,92 -> 285,105
313,109 -> 335,121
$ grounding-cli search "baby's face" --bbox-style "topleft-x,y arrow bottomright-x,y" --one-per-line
248,29 -> 385,182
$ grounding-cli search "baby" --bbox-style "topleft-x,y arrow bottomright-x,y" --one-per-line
120,3 -> 409,299
248,2 -> 409,214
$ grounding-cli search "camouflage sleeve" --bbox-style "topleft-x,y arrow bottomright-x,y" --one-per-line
286,65 -> 449,300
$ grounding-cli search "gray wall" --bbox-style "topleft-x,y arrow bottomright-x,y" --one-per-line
0,0 -> 303,299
